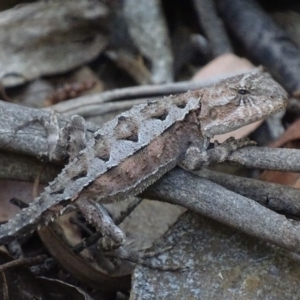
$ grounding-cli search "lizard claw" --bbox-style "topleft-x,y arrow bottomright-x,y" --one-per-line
216,136 -> 257,150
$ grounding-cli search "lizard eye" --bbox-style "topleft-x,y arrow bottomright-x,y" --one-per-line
238,89 -> 248,95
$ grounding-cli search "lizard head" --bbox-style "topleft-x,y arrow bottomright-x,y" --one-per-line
199,72 -> 288,138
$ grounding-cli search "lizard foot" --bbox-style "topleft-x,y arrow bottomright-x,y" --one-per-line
105,246 -> 187,271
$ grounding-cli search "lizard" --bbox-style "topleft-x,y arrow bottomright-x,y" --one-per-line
0,71 -> 288,248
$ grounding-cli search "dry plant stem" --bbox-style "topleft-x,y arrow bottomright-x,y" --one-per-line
216,0 -> 300,93
142,168 -> 300,254
113,197 -> 143,225
0,151 -> 59,183
193,0 -> 233,57
69,217 -> 94,237
0,255 -> 47,272
9,198 -> 28,210
183,144 -> 300,173
123,0 -> 173,84
1,271 -> 9,300
105,50 -> 152,85
49,81 -> 204,114
30,257 -> 57,275
72,233 -> 102,254
6,240 -> 23,260
48,72 -> 250,116
52,98 -> 148,118
197,169 -> 300,216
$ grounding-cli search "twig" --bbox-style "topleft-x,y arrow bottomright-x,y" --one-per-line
72,232 -> 102,254
0,255 -> 47,272
193,0 -> 232,57
106,50 -> 152,85
227,146 -> 300,172
0,151 -> 59,183
47,71 -> 250,116
0,271 -> 9,300
113,197 -> 143,225
123,0 -> 173,84
51,98 -> 148,118
216,0 -> 300,93
197,169 -> 300,216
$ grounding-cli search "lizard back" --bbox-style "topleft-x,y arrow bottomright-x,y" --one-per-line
0,91 -> 202,243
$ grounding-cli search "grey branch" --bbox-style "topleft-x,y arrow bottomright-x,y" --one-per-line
227,146 -> 300,172
142,168 -> 300,255
197,169 -> 300,216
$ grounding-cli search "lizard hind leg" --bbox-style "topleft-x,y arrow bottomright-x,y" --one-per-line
47,113 -> 87,161
64,115 -> 87,160
14,112 -> 87,162
75,196 -> 126,251
75,196 -> 185,271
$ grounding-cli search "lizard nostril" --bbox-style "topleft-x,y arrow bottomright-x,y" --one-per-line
209,108 -> 218,120
238,89 -> 248,95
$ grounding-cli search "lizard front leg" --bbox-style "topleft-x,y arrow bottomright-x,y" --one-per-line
182,137 -> 257,170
